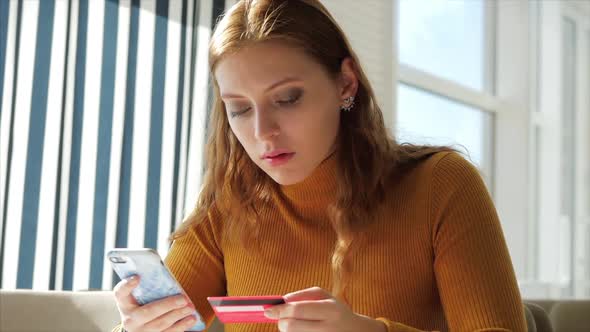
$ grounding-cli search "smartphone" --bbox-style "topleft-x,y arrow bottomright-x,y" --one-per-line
107,248 -> 206,331
207,295 -> 285,324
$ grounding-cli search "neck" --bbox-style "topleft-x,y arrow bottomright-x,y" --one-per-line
279,151 -> 339,206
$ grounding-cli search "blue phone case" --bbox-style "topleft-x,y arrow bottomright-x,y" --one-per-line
107,248 -> 206,331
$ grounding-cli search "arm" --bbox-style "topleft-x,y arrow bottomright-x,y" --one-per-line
429,152 -> 526,332
374,153 -> 526,332
164,207 -> 227,329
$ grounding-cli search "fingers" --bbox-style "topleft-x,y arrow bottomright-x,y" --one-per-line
161,314 -> 198,332
113,276 -> 197,332
113,276 -> 141,313
143,305 -> 195,332
130,294 -> 189,324
277,318 -> 325,332
267,299 -> 337,321
283,286 -> 333,302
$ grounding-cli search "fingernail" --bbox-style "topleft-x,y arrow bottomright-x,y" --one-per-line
264,309 -> 278,319
176,297 -> 187,306
127,276 -> 138,283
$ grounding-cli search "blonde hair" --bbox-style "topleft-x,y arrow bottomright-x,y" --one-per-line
170,0 -> 455,302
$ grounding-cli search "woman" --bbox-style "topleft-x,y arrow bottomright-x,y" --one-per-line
112,0 -> 527,331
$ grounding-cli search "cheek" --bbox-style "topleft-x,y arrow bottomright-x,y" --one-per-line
228,118 -> 257,153
291,102 -> 339,139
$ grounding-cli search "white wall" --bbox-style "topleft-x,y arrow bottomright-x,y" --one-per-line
321,0 -> 397,132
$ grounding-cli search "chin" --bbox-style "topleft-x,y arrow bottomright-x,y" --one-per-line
267,170 -> 307,186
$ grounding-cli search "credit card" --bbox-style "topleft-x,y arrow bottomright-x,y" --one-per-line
207,295 -> 285,323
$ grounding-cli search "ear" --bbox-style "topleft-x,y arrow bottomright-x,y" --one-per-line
338,57 -> 359,100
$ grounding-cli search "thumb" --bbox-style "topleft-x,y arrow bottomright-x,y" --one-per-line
283,286 -> 333,302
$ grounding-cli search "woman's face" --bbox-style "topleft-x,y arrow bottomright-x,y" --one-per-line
215,41 -> 357,185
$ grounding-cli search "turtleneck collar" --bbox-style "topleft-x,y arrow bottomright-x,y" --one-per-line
279,151 -> 339,205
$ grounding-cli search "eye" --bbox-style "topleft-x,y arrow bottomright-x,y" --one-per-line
229,107 -> 251,118
277,95 -> 300,105
276,89 -> 303,106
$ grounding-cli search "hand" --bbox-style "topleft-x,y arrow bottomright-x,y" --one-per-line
263,286 -> 387,332
112,275 -> 197,332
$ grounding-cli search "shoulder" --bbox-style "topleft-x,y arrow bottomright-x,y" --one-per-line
392,150 -> 487,200
425,152 -> 495,225
176,201 -> 225,244
396,149 -> 481,180
428,151 -> 487,194
392,150 -> 475,183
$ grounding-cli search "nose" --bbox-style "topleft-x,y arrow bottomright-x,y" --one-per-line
254,108 -> 280,141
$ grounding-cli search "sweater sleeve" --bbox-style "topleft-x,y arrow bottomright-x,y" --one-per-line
111,208 -> 226,332
374,317 -> 430,332
428,152 -> 526,331
165,208 -> 227,328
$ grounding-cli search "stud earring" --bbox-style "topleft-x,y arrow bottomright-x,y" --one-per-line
340,96 -> 355,112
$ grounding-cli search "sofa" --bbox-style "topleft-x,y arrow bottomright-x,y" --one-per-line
524,300 -> 590,332
0,290 -> 224,332
0,289 -> 588,332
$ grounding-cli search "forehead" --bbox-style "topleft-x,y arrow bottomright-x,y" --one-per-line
214,41 -> 328,93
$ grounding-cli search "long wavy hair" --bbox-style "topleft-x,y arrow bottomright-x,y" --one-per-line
170,0 -> 456,302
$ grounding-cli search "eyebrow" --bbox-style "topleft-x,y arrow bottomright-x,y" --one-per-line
220,77 -> 302,99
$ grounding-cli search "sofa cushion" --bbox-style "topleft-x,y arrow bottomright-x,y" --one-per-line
549,301 -> 590,332
0,290 -> 120,332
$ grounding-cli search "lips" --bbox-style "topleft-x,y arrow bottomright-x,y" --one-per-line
261,150 -> 295,166
261,149 -> 293,159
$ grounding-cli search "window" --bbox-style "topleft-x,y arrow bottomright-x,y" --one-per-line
397,84 -> 493,181
396,0 -> 590,299
399,0 -> 485,91
531,1 -> 590,298
560,17 -> 576,296
396,0 -> 494,186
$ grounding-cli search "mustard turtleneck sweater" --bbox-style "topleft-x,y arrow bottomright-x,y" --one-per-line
114,151 -> 527,332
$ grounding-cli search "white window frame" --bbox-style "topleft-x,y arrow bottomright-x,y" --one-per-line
562,0 -> 590,299
523,0 -> 590,299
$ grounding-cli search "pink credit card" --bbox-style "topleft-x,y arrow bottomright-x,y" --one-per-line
207,295 -> 285,324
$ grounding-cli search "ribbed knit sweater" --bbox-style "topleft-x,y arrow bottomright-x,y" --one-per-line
114,151 -> 526,332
